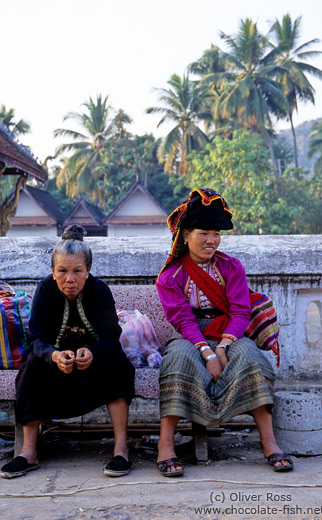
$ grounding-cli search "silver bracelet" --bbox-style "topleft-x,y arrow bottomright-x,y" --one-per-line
204,353 -> 217,363
199,345 -> 211,353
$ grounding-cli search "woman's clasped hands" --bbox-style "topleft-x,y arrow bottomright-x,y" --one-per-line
201,345 -> 229,382
52,348 -> 93,373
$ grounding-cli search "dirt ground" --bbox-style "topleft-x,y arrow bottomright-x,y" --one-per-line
1,428 -> 322,520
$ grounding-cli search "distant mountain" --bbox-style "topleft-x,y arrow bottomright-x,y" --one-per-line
278,118 -> 321,172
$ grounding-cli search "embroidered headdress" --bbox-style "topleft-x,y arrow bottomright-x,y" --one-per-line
157,188 -> 233,279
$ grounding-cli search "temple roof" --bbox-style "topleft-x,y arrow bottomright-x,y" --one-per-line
0,122 -> 47,182
63,197 -> 106,227
25,185 -> 66,224
104,181 -> 167,225
9,185 -> 66,226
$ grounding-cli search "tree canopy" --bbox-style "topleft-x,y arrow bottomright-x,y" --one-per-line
4,12 -> 321,235
186,129 -> 322,234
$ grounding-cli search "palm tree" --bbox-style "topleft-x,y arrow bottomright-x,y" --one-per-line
54,94 -> 131,200
112,109 -> 133,136
189,45 -> 235,136
145,73 -> 209,175
0,105 -> 31,136
268,14 -> 322,167
198,19 -> 288,162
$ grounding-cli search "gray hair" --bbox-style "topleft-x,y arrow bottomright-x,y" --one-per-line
51,225 -> 92,269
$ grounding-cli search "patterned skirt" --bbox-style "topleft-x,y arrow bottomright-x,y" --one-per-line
159,321 -> 275,426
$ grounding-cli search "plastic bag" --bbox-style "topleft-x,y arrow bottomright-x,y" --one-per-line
117,309 -> 162,368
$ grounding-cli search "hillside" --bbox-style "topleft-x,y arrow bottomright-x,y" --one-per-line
278,118 -> 321,172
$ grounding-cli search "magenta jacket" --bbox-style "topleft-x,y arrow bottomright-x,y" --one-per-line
157,251 -> 251,346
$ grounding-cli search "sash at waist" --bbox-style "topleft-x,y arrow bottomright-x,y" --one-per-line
192,308 -> 224,318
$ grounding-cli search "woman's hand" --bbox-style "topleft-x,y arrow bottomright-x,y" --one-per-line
201,348 -> 223,382
206,357 -> 223,382
52,350 -> 75,374
75,347 -> 93,371
215,346 -> 229,370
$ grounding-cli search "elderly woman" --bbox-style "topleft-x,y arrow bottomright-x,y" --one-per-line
0,225 -> 134,479
156,189 -> 293,476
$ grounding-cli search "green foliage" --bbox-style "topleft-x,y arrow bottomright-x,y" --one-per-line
279,119 -> 320,172
190,15 -> 322,170
146,73 -> 210,175
0,105 -> 31,136
194,20 -> 287,144
91,133 -> 162,211
272,134 -> 295,170
266,167 -> 322,234
186,129 -> 322,234
186,129 -> 272,233
148,171 -> 190,213
308,119 -> 322,176
54,94 -> 132,201
46,176 -> 75,214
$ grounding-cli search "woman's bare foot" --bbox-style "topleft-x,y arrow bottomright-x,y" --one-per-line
19,450 -> 39,465
157,441 -> 183,473
262,441 -> 293,469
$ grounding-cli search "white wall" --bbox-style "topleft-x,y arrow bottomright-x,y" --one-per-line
116,190 -> 166,217
7,225 -> 58,237
14,192 -> 46,217
108,224 -> 170,237
295,290 -> 322,376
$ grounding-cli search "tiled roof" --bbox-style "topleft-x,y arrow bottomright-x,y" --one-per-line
24,185 -> 66,224
64,197 -> 106,226
0,122 -> 47,182
107,215 -> 167,225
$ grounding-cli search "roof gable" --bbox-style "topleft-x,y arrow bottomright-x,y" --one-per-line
64,198 -> 106,227
104,182 -> 167,224
25,186 -> 66,223
14,190 -> 49,217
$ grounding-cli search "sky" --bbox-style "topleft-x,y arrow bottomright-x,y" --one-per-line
2,0 -> 322,165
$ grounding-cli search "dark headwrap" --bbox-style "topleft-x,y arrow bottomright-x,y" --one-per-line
157,188 -> 233,280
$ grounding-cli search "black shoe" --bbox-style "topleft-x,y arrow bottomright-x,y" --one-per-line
0,456 -> 40,479
103,455 -> 132,477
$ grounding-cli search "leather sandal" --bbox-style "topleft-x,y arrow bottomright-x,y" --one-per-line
0,456 -> 40,479
266,452 -> 294,472
157,457 -> 184,477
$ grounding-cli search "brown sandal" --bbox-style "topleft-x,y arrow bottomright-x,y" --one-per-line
266,452 -> 294,472
157,457 -> 184,477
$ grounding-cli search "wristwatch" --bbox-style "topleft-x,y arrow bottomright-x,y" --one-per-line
217,343 -> 230,350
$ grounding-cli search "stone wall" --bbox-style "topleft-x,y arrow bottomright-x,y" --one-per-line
1,234 -> 322,385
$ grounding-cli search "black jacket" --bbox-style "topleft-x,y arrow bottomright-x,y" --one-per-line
28,274 -> 122,364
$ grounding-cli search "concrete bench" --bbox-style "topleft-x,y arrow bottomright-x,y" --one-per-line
2,234 -> 322,459
0,284 -> 209,461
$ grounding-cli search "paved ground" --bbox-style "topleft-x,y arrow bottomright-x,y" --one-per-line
0,429 -> 322,520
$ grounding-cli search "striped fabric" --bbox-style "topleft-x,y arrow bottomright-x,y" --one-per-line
0,291 -> 32,369
245,292 -> 280,365
160,327 -> 275,426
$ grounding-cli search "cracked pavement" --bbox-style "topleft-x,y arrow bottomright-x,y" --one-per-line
0,432 -> 322,520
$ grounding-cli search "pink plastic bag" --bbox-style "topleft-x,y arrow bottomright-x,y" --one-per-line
117,309 -> 162,368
